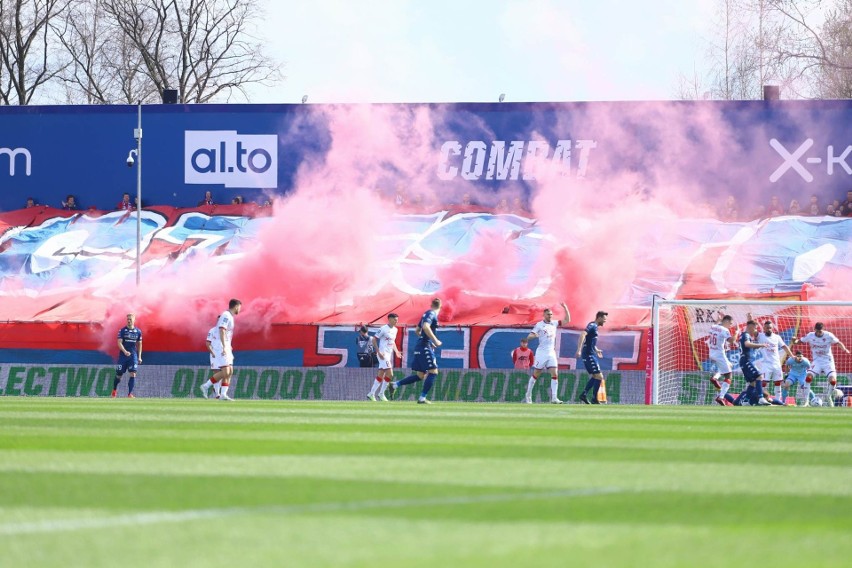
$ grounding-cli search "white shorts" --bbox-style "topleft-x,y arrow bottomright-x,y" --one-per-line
709,352 -> 732,374
377,350 -> 394,370
211,348 -> 234,369
761,364 -> 784,383
534,352 -> 558,370
808,360 -> 836,377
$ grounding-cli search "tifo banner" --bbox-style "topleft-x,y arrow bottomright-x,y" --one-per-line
4,100 -> 852,211
2,207 -> 852,323
0,364 -> 647,403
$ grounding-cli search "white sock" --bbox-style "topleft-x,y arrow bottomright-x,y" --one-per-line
220,383 -> 229,397
774,385 -> 782,399
379,380 -> 389,395
213,382 -> 221,396
803,382 -> 811,402
369,379 -> 381,395
550,378 -> 559,400
719,381 -> 730,397
526,377 -> 536,398
201,379 -> 212,390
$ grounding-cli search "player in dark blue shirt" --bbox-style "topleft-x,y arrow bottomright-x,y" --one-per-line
387,298 -> 442,404
738,320 -> 771,406
113,313 -> 143,398
576,311 -> 608,404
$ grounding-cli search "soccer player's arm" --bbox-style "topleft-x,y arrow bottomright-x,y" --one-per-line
529,350 -> 534,367
117,336 -> 129,356
137,336 -> 142,363
206,339 -> 215,356
219,325 -> 228,354
559,302 -> 571,325
421,321 -> 441,347
511,348 -> 518,365
835,338 -> 851,354
575,331 -> 587,358
372,335 -> 383,360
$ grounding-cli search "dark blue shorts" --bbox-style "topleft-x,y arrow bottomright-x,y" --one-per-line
116,355 -> 138,375
582,354 -> 601,375
740,360 -> 760,382
411,344 -> 437,373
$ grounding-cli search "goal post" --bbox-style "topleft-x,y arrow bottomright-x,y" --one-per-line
651,299 -> 852,405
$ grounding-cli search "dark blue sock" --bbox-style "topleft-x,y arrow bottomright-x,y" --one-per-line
748,384 -> 760,405
421,374 -> 435,397
724,393 -> 736,404
583,378 -> 595,395
591,378 -> 602,398
397,374 -> 421,387
128,376 -> 136,394
113,376 -> 121,389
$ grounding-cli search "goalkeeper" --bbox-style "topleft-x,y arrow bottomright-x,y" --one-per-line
782,350 -> 816,406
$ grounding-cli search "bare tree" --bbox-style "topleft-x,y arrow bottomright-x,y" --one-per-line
96,0 -> 281,104
771,0 -> 852,98
53,0 -> 157,103
0,0 -> 69,105
675,0 -> 811,100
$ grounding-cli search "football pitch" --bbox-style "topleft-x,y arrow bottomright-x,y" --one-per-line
0,399 -> 850,568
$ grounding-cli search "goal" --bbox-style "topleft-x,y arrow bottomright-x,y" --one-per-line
651,299 -> 852,405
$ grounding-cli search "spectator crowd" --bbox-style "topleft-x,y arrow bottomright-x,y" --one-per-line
718,190 -> 852,221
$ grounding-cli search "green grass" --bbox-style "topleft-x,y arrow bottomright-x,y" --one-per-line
0,399 -> 850,568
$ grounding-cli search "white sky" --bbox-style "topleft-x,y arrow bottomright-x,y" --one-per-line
248,0 -> 716,104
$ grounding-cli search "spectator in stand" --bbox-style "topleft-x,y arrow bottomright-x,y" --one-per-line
719,195 -> 738,221
25,197 -> 36,208
509,196 -> 528,216
231,195 -> 244,205
839,190 -> 852,214
394,186 -> 406,209
767,195 -> 783,217
495,198 -> 510,213
61,194 -> 78,210
805,194 -> 820,216
117,192 -> 133,211
198,191 -> 214,206
787,199 -> 800,215
827,204 -> 836,216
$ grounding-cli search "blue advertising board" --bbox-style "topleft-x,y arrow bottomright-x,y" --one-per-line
2,100 -> 852,212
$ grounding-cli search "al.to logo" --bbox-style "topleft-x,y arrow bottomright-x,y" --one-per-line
0,146 -> 32,176
185,130 -> 278,188
769,138 -> 852,182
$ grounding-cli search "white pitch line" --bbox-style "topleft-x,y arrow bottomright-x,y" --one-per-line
0,487 -> 621,536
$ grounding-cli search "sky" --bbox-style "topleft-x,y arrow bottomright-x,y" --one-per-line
248,0 -> 716,105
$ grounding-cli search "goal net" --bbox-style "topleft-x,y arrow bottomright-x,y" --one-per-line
652,299 -> 852,405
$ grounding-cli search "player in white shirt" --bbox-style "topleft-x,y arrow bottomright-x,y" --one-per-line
199,326 -> 222,399
367,313 -> 402,402
207,299 -> 242,401
707,315 -> 737,406
793,322 -> 851,407
524,302 -> 571,404
756,319 -> 793,401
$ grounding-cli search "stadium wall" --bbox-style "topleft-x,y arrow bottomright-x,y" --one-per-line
3,100 -> 852,211
0,323 -> 648,371
0,364 -> 648,403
